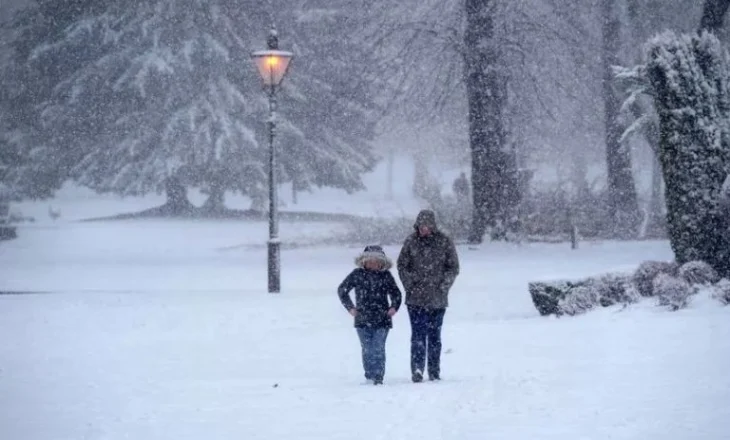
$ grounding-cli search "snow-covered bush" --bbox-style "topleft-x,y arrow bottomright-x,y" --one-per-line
633,260 -> 678,297
589,273 -> 640,306
710,279 -> 730,305
653,273 -> 692,311
530,272 -> 638,317
678,260 -> 720,285
557,286 -> 600,316
529,280 -> 575,316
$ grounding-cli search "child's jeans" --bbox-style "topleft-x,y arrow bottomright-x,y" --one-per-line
356,327 -> 389,380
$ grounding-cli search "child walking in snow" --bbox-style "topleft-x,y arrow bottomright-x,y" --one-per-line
338,245 -> 402,385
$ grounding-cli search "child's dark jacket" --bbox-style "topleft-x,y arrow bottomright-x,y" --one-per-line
338,268 -> 402,328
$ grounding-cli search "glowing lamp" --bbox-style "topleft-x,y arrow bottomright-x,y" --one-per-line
252,50 -> 293,86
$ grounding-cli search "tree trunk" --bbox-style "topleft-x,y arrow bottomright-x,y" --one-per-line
646,152 -> 665,236
163,176 -> 195,216
571,153 -> 590,197
201,184 -> 226,213
412,150 -> 429,200
625,0 -> 665,238
464,0 -> 509,244
250,191 -> 266,211
700,0 -> 730,32
602,0 -> 640,238
643,112 -> 665,237
386,147 -> 394,200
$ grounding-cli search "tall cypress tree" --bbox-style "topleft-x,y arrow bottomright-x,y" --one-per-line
646,31 -> 730,276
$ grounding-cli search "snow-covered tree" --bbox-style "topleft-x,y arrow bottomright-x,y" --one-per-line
367,0 -> 600,243
0,0 -> 83,201
645,31 -> 730,277
277,0 -> 381,194
617,0 -> 708,238
601,0 -> 640,238
4,0 -> 379,210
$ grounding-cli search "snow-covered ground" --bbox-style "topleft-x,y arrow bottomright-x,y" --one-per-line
2,218 -> 730,439
9,154 -> 436,222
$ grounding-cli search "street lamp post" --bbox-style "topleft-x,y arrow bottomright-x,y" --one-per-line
251,27 -> 293,293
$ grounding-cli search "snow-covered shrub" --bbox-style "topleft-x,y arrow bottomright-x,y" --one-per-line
557,286 -> 600,316
589,273 -> 640,306
633,260 -> 678,297
529,280 -> 576,316
530,272 -> 638,317
653,273 -> 692,311
710,279 -> 730,305
646,31 -> 730,278
678,260 -> 720,285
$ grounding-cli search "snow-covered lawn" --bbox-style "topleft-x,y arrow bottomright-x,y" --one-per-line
1,221 -> 729,439
9,154 -> 428,223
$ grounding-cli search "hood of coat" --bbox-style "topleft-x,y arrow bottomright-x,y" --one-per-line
413,209 -> 439,233
355,245 -> 393,270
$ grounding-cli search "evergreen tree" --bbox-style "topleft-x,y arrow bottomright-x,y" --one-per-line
4,0 -> 380,210
274,0 -> 380,195
365,0 -> 606,242
646,31 -> 730,276
1,0 -> 99,200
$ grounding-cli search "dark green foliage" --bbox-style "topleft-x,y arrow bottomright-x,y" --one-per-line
529,281 -> 575,316
645,31 -> 730,277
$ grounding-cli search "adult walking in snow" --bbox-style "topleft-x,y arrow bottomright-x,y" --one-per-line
397,209 -> 460,382
338,245 -> 402,385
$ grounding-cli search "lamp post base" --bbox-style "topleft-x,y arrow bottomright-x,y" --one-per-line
268,239 -> 281,293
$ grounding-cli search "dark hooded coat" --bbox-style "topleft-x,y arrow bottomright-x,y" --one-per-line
397,210 -> 460,309
338,246 -> 402,328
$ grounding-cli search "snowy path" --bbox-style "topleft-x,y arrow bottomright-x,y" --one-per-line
1,224 -> 729,439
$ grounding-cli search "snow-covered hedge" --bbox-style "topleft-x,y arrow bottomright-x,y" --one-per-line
529,280 -> 576,316
633,260 -> 678,297
529,273 -> 638,317
530,259 -> 730,317
557,285 -> 600,316
678,261 -> 719,285
654,273 -> 693,311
